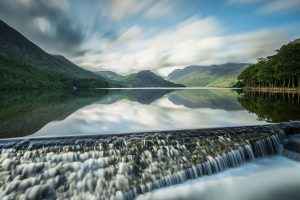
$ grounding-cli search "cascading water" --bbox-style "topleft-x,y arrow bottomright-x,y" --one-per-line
0,126 -> 288,200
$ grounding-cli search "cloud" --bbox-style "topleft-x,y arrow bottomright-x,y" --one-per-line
100,0 -> 151,21
144,0 -> 175,19
227,0 -> 300,13
227,0 -> 265,5
99,0 -> 177,21
75,16 -> 289,76
219,29 -> 287,63
259,0 -> 300,13
0,0 -> 296,75
0,0 -> 84,56
33,96 -> 265,136
75,17 -> 223,74
32,17 -> 53,35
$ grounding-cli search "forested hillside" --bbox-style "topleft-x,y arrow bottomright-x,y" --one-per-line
236,39 -> 300,88
0,57 -> 108,89
0,19 -> 108,90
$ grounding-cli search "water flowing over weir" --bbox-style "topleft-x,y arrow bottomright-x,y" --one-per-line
0,123 -> 299,200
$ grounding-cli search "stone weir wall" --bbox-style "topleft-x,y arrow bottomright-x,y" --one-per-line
0,122 -> 299,200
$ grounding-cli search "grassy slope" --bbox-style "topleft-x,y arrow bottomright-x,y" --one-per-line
169,64 -> 248,87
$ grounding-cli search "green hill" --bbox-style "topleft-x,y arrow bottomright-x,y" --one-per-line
0,19 -> 108,89
168,63 -> 249,87
94,71 -> 120,79
115,70 -> 184,87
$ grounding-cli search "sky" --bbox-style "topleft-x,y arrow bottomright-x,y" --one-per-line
0,0 -> 299,76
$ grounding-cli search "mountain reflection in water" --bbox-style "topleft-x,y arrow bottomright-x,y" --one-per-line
0,89 -> 299,139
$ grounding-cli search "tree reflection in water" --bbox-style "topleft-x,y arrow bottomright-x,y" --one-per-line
238,91 -> 300,122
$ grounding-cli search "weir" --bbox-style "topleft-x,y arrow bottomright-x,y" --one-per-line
0,122 -> 299,200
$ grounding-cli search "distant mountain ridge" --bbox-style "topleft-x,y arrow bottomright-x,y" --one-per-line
95,70 -> 184,87
117,70 -> 184,87
94,71 -> 120,79
168,63 -> 249,87
0,19 -> 108,89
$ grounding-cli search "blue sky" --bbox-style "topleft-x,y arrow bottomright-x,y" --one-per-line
0,0 -> 299,75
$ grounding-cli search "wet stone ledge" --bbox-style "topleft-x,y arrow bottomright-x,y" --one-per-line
0,123 -> 299,200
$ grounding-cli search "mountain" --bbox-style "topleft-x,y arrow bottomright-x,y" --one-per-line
0,19 -> 108,89
95,70 -> 183,87
94,71 -> 120,79
168,63 -> 249,87
115,70 -> 184,87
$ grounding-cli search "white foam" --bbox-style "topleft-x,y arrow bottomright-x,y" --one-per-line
137,156 -> 300,200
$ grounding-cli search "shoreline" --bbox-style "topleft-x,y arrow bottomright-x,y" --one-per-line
243,87 -> 300,94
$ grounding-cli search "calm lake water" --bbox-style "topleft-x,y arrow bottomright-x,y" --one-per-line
0,88 -> 299,139
0,88 -> 300,200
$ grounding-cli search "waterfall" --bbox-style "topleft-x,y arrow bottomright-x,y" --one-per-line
122,134 -> 280,200
278,144 -> 300,161
0,131 -> 286,200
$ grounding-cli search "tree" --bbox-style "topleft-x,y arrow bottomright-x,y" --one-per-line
237,39 -> 300,88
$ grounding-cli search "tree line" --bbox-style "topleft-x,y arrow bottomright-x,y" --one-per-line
236,39 -> 300,88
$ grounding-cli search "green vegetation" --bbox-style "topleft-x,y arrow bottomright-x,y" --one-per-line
0,19 -> 109,90
168,63 -> 248,87
115,70 -> 184,87
238,92 -> 300,122
236,39 -> 300,88
0,57 -> 108,90
94,71 -> 120,79
0,20 -> 103,79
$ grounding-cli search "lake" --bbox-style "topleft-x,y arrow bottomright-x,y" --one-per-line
0,88 -> 300,200
0,88 -> 299,139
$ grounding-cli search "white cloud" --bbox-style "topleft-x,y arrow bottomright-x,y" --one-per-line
118,26 -> 143,42
259,0 -> 300,13
33,96 -> 264,136
221,29 -> 286,62
227,0 -> 265,5
32,17 -> 53,35
45,0 -> 69,11
99,0 -> 178,21
101,0 -> 151,21
228,0 -> 300,13
73,15 -> 290,75
156,66 -> 186,77
144,0 -> 174,19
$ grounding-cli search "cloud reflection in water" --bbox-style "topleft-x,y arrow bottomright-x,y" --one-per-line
32,89 -> 266,137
